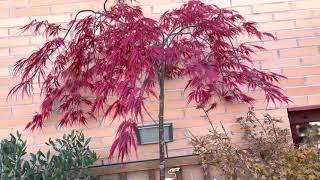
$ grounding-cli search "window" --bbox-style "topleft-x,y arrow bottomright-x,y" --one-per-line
288,105 -> 320,146
136,123 -> 173,145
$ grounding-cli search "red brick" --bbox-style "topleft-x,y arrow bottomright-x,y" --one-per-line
306,76 -> 320,85
8,26 -> 33,37
164,99 -> 189,110
0,8 -> 10,18
245,13 -> 273,22
0,29 -> 8,38
173,118 -> 209,128
274,10 -> 314,21
35,124 -> 64,134
0,117 -> 28,127
3,96 -> 33,106
0,97 -> 10,107
12,104 -> 39,118
166,110 -> 185,120
29,0 -> 53,6
0,0 -> 7,7
253,3 -> 290,13
0,37 -> 29,48
0,128 -> 15,140
227,123 -> 246,133
187,126 -> 210,136
231,6 -> 252,15
165,90 -> 184,100
10,45 -> 39,56
262,59 -> 300,69
313,9 -> 320,18
298,37 -> 320,47
51,0 -> 98,5
279,47 -> 319,59
276,28 -> 317,39
225,102 -> 251,113
147,99 -> 188,113
288,96 -> 308,106
30,36 -> 47,45
167,139 -> 191,150
0,77 -> 14,86
238,34 -> 265,43
0,86 -> 11,97
291,0 -> 320,10
51,2 -> 96,14
259,20 -> 295,31
165,78 -> 188,90
0,58 -> 15,67
258,108 -> 289,118
184,107 -> 205,118
83,127 -> 116,138
173,128 -> 187,139
0,67 -> 10,77
0,48 -> 9,57
216,0 -> 233,7
185,104 -> 225,116
302,56 -> 320,66
7,96 -> 33,105
251,50 -> 278,61
308,95 -> 320,105
232,0 -> 291,6
33,132 -> 67,145
136,143 -> 159,154
286,86 -> 320,96
30,93 -> 42,104
0,17 -> 29,28
280,77 -> 305,87
232,0 -> 261,6
296,18 -> 320,28
6,0 -> 29,8
32,14 -> 71,24
252,39 -> 297,50
208,113 -> 238,123
283,66 -> 320,77
0,107 -> 12,118
11,6 -> 50,17
151,3 -> 183,14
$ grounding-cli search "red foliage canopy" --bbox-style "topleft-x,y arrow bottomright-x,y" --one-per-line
9,0 -> 289,161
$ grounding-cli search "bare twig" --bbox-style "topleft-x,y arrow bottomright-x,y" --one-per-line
143,106 -> 158,124
104,0 -> 109,12
63,9 -> 103,40
200,107 -> 216,131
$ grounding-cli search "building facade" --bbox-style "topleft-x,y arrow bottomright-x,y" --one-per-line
0,0 -> 320,179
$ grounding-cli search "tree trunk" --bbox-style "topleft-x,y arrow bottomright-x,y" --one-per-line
158,65 -> 166,180
202,164 -> 210,180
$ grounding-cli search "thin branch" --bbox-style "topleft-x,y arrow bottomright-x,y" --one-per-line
165,25 -> 196,47
104,0 -> 109,12
252,113 -> 268,136
219,121 -> 229,137
63,9 -> 103,40
200,107 -> 229,136
143,106 -> 158,124
200,107 -> 215,131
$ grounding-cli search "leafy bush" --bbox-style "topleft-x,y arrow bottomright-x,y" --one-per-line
0,132 -> 31,179
191,110 -> 320,180
0,130 -> 97,180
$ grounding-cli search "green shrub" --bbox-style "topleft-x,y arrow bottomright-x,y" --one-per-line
191,109 -> 320,180
0,132 -> 31,179
0,130 -> 97,180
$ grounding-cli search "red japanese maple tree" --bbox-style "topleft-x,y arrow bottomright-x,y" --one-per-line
9,0 -> 289,179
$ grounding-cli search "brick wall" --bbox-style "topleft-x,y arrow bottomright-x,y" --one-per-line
0,0 -> 320,179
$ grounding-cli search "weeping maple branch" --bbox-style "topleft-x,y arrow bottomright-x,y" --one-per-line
9,0 -> 289,164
